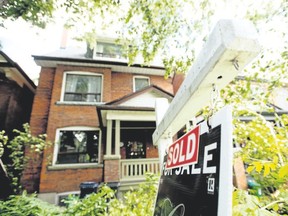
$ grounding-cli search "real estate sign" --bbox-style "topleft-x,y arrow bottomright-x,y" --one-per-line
153,106 -> 233,216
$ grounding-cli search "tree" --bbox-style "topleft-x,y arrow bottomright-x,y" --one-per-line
0,123 -> 48,195
1,0 -> 287,76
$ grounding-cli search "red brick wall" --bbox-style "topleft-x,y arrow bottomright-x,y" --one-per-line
111,72 -> 173,101
172,73 -> 185,95
30,67 -> 55,135
104,159 -> 120,182
22,68 -> 55,193
40,168 -> 103,193
37,65 -> 110,193
146,143 -> 158,158
150,75 -> 173,94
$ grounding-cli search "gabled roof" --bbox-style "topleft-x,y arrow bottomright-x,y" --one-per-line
96,85 -> 174,128
0,51 -> 36,92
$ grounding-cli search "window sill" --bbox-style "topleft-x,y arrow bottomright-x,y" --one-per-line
48,163 -> 103,170
56,101 -> 105,106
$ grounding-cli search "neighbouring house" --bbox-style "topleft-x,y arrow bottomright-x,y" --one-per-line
0,51 -> 36,139
0,50 -> 36,199
24,38 -> 174,204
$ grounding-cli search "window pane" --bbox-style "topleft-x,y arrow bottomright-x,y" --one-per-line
135,78 -> 149,91
64,74 -> 102,102
57,130 -> 99,164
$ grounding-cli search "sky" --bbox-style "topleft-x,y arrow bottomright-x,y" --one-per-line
0,19 -> 68,82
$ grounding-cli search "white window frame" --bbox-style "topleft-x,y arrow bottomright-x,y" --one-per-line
133,76 -> 150,92
60,71 -> 103,103
52,126 -> 102,166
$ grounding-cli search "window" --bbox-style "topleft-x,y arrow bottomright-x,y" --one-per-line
54,128 -> 101,164
63,72 -> 102,102
57,191 -> 79,206
133,76 -> 150,92
96,42 -> 125,59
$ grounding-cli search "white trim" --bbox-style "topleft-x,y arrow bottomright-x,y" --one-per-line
48,163 -> 103,170
133,76 -> 150,92
53,126 -> 102,166
60,71 -> 104,102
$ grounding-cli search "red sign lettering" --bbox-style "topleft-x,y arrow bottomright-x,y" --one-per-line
166,125 -> 200,169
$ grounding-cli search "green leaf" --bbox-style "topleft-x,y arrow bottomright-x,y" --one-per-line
263,164 -> 270,177
279,165 -> 288,178
254,162 -> 263,173
247,165 -> 255,173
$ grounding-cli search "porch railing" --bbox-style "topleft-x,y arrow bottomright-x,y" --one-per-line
120,158 -> 160,181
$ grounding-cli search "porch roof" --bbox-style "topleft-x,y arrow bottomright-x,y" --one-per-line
97,105 -> 155,128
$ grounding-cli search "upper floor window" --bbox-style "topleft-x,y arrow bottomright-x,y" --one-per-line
63,72 -> 102,103
54,127 -> 101,165
133,76 -> 150,92
96,42 -> 126,59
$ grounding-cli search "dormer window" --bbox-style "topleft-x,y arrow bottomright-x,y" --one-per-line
133,76 -> 150,92
62,72 -> 103,103
86,41 -> 126,60
96,42 -> 125,59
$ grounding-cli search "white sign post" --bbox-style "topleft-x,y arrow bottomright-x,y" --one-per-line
153,19 -> 261,216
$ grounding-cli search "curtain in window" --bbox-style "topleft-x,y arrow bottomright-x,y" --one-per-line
87,76 -> 101,102
65,74 -> 79,101
64,74 -> 102,102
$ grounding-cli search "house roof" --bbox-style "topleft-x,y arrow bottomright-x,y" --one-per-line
0,51 -> 36,92
33,47 -> 166,76
96,85 -> 174,128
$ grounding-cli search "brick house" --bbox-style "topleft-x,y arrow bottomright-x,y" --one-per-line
25,40 -> 174,204
0,51 -> 36,199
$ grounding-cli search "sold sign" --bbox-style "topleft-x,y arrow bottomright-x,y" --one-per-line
166,125 -> 200,169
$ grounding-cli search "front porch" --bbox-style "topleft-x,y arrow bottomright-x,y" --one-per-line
96,87 -> 173,190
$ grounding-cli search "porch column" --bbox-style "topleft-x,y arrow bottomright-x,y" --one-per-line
115,120 -> 120,155
104,119 -> 120,183
106,119 -> 112,156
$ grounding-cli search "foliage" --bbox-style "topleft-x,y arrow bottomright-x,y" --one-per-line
63,184 -> 115,216
213,46 -> 288,214
0,191 -> 63,216
0,0 -> 55,28
233,189 -> 288,216
1,0 -> 287,77
0,130 -> 8,158
0,123 -> 49,194
108,173 -> 159,216
0,173 -> 159,215
63,173 -> 158,216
